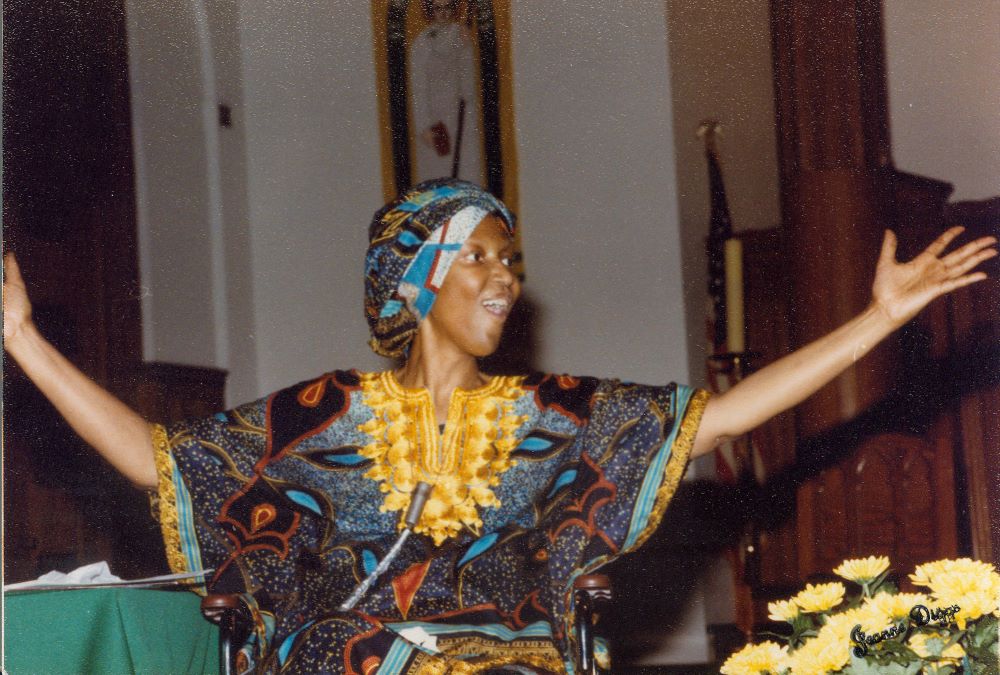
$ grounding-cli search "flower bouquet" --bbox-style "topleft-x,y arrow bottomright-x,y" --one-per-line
721,556 -> 1000,675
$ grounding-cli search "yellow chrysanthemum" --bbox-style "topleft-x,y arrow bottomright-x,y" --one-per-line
909,558 -> 994,588
865,591 -> 930,622
793,582 -> 846,613
720,641 -> 789,675
768,598 -> 800,623
820,604 -> 906,663
787,632 -> 850,675
908,631 -> 965,662
818,606 -> 882,653
909,558 -> 1000,629
952,589 -> 1000,630
833,555 -> 890,583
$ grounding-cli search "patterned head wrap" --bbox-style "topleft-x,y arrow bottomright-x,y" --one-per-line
365,178 -> 516,358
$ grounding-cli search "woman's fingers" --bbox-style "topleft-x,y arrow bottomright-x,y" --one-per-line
3,253 -> 32,343
3,253 -> 25,300
939,271 -> 989,296
4,251 -> 23,286
946,246 -> 997,279
878,229 -> 898,264
922,226 -> 966,259
940,235 -> 998,268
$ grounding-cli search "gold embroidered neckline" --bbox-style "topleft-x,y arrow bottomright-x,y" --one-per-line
358,371 -> 526,545
382,369 -> 506,402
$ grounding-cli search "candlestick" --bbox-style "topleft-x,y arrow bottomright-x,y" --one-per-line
724,237 -> 745,353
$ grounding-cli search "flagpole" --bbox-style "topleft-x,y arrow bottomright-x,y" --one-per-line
700,120 -> 760,643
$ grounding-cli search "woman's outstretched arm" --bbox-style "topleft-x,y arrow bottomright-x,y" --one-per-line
691,226 -> 997,458
3,253 -> 157,488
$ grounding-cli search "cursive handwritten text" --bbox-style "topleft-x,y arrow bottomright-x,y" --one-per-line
850,604 -> 960,657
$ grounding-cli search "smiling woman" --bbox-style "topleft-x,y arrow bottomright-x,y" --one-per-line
3,175 -> 994,673
414,214 -> 520,363
135,178 -> 712,673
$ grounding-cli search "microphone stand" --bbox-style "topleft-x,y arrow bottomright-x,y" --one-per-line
338,482 -> 434,612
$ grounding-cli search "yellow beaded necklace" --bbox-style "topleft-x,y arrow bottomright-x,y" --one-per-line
357,371 -> 526,545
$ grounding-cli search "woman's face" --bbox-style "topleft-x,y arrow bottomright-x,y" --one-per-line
420,214 -> 520,358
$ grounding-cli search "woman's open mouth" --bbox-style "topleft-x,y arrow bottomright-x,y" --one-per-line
481,297 -> 511,317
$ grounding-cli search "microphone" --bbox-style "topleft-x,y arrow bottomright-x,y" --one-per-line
338,482 -> 433,611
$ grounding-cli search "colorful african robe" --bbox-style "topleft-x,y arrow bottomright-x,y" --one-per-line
152,370 -> 709,674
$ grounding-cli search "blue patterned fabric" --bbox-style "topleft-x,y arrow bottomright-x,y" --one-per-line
364,179 -> 515,357
152,370 -> 709,674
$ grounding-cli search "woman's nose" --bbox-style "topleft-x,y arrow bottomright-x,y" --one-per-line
492,260 -> 516,287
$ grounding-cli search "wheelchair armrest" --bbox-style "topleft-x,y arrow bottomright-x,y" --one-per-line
201,594 -> 252,675
201,594 -> 245,622
574,574 -> 612,675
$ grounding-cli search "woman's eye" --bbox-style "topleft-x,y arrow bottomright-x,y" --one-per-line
465,252 -> 482,262
501,257 -> 513,267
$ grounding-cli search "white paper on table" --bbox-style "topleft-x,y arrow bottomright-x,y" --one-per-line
397,626 -> 439,652
3,561 -> 214,592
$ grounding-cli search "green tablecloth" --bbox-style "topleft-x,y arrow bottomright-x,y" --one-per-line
5,587 -> 219,674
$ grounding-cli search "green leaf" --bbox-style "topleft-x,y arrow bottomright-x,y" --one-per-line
925,635 -> 947,657
966,615 -> 998,651
878,579 -> 899,596
757,630 -> 790,643
962,629 -> 999,673
790,613 -> 817,634
874,639 -> 920,662
842,653 -> 920,675
841,653 -> 881,675
940,628 -> 964,652
868,569 -> 893,596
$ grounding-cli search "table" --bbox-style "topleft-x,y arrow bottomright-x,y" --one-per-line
5,587 -> 219,674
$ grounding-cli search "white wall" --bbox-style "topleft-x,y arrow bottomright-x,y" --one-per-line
663,0 -> 782,629
237,1 -> 387,394
512,5 -> 705,660
205,0 -> 260,405
126,0 -> 259,403
127,1 -> 218,368
883,1 -> 1000,201
512,2 -> 690,386
665,0 -> 781,391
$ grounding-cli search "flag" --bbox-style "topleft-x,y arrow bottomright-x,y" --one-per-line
700,124 -> 765,485
700,127 -> 766,627
705,132 -> 733,354
701,125 -> 739,484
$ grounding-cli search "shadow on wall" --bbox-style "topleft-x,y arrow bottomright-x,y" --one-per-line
603,478 -> 752,664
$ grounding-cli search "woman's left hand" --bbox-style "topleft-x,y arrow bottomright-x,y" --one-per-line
694,226 -> 996,457
871,226 -> 997,327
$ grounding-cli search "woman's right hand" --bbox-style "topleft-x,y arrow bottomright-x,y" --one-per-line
4,252 -> 34,347
2,251 -> 158,487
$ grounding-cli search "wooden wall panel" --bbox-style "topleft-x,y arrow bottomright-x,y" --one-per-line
739,228 -> 799,597
757,0 -> 983,613
945,205 -> 1000,565
770,0 -> 897,438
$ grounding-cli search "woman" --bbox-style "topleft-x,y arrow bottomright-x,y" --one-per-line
3,178 -> 995,673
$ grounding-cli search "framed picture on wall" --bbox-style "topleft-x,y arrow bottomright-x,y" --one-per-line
371,0 -> 522,273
